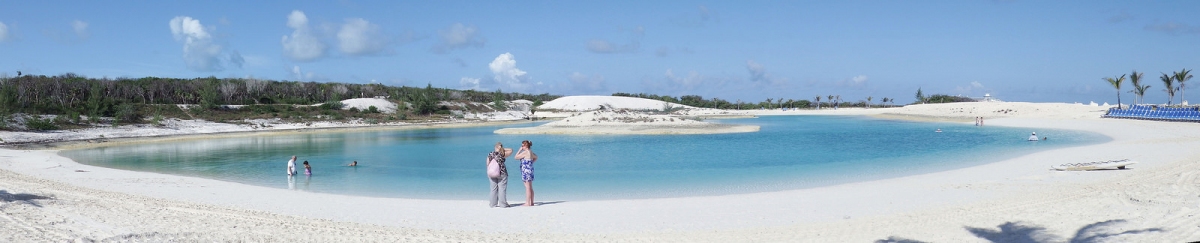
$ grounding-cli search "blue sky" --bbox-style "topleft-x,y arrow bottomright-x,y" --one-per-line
1,1 -> 1197,104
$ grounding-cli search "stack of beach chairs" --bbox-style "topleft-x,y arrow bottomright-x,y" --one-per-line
1104,105 -> 1200,122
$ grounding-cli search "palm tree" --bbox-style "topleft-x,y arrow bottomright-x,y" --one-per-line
1103,74 -> 1126,108
814,96 -> 821,109
866,96 -> 873,108
1133,84 -> 1151,105
1175,69 -> 1193,104
1128,71 -> 1143,104
765,98 -> 773,109
1161,73 -> 1176,105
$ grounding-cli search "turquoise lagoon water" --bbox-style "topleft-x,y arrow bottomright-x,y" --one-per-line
60,116 -> 1108,200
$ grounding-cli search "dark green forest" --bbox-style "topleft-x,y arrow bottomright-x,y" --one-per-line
0,73 -> 970,131
0,73 -> 557,130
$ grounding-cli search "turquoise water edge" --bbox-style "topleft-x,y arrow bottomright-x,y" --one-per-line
60,116 -> 1109,200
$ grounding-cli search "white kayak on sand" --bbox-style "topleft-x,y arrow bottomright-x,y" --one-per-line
1052,159 -> 1137,171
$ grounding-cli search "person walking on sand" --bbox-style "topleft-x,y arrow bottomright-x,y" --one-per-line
487,142 -> 513,208
515,140 -> 539,206
286,156 -> 297,176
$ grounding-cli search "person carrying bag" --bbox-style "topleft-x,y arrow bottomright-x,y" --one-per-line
486,142 -> 513,208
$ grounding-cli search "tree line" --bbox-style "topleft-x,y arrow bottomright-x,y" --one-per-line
611,92 -> 899,110
1104,69 -> 1192,107
0,73 -> 559,119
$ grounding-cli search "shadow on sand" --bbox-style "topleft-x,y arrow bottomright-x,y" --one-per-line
534,201 -> 566,206
876,219 -> 1163,243
0,190 -> 54,207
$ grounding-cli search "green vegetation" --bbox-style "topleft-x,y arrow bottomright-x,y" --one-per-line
923,94 -> 975,104
1174,69 -> 1192,104
915,88 -> 925,104
1129,70 -> 1148,104
1103,74 -> 1126,108
1160,73 -> 1176,105
1109,68 -> 1191,106
612,92 -> 887,110
0,73 -> 559,131
491,89 -> 508,110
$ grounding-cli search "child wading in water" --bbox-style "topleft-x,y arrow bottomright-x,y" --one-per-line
303,161 -> 312,176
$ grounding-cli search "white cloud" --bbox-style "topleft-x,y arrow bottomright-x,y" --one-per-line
281,10 -> 327,61
460,77 -> 483,91
290,65 -> 321,81
229,51 -> 245,68
851,75 -> 868,85
71,20 -> 88,39
433,23 -> 485,53
664,69 -> 706,90
0,21 -> 8,42
489,52 -> 530,89
337,18 -> 388,56
747,60 -> 766,82
834,75 -> 869,88
746,60 -> 788,87
955,81 -> 988,95
169,16 -> 224,71
568,72 -> 607,93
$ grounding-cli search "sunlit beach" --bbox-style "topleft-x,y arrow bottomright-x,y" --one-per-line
3,1 -> 1200,242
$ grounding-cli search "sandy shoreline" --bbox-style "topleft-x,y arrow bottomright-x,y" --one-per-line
3,101 -> 1199,241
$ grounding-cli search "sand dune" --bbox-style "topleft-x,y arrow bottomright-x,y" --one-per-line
497,109 -> 759,134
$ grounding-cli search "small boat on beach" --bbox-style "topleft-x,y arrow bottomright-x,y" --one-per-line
1052,159 -> 1137,171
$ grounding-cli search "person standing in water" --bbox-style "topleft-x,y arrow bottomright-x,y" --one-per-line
515,140 -> 539,206
303,161 -> 312,176
286,156 -> 297,176
1028,132 -> 1039,141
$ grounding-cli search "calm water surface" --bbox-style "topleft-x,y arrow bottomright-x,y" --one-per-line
61,116 -> 1108,200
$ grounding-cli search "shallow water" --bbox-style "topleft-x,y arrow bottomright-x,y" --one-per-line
61,116 -> 1108,200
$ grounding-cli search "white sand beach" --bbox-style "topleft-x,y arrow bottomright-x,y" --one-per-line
2,98 -> 1200,242
496,109 -> 759,135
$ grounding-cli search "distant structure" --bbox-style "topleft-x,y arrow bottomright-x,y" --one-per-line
977,93 -> 1002,102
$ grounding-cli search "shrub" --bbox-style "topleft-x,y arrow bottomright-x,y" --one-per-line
26,117 -> 59,131
65,110 -> 81,124
151,114 -> 165,126
925,94 -> 974,104
349,107 -> 360,112
320,100 -> 344,110
114,103 -> 142,124
367,105 -> 379,113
